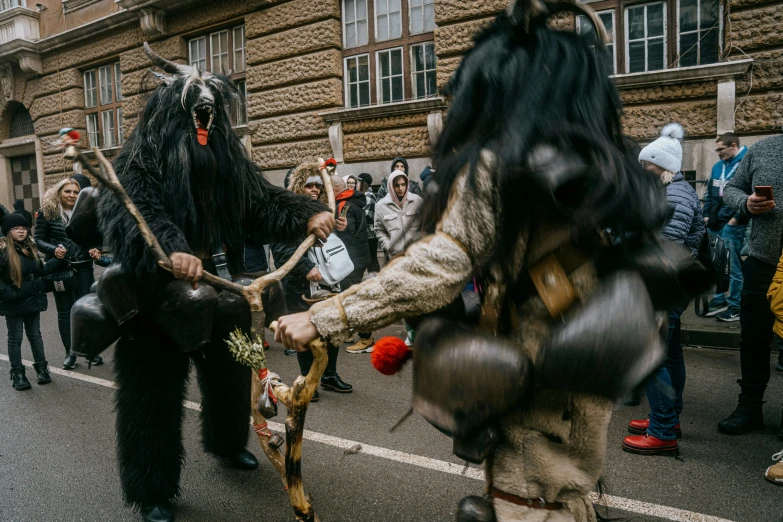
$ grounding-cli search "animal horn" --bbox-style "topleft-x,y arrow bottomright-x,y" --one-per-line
506,0 -> 610,45
143,41 -> 191,75
545,0 -> 610,44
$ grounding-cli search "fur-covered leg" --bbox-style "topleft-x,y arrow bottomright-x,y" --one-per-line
114,332 -> 190,509
194,336 -> 251,457
489,392 -> 610,522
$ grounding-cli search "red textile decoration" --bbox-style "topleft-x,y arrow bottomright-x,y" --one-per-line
371,336 -> 412,376
321,158 -> 337,169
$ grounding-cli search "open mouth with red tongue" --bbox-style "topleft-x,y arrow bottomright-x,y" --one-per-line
192,104 -> 214,146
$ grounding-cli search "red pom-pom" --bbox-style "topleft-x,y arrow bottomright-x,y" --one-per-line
371,336 -> 412,376
67,130 -> 81,142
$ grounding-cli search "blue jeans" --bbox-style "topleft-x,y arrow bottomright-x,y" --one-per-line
646,307 -> 686,441
711,223 -> 746,309
6,313 -> 46,369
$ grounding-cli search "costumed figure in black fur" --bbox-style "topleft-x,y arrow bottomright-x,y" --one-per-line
95,44 -> 334,522
275,1 -> 712,521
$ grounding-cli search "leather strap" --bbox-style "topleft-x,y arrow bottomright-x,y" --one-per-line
526,242 -> 591,318
490,487 -> 566,511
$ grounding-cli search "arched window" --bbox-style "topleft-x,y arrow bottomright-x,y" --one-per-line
9,105 -> 33,138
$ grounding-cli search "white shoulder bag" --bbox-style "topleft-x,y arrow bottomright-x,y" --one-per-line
307,233 -> 354,286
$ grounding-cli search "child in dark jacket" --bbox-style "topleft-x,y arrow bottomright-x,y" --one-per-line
0,213 -> 64,390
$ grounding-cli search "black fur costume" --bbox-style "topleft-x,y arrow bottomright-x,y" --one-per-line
97,54 -> 326,511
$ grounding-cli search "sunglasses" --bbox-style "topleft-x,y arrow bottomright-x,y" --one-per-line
304,183 -> 321,189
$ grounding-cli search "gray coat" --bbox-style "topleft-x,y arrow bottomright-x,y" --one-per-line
374,192 -> 423,257
724,135 -> 783,266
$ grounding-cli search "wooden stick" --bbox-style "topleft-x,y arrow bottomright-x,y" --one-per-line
268,321 -> 328,522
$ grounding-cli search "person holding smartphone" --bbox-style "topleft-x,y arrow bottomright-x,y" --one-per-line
718,134 -> 783,442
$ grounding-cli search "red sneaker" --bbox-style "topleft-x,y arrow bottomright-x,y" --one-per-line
622,434 -> 679,456
628,419 -> 682,438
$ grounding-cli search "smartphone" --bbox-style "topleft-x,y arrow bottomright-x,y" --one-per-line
338,206 -> 349,219
755,185 -> 774,200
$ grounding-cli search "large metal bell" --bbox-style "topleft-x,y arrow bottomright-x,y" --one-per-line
97,264 -> 139,326
214,274 -> 254,333
412,319 -> 531,439
154,279 -> 217,352
65,186 -> 103,249
70,293 -> 120,359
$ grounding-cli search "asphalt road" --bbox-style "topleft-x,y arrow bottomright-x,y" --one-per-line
1,294 -> 782,522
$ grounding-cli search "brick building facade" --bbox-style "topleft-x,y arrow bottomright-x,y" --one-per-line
0,0 -> 777,208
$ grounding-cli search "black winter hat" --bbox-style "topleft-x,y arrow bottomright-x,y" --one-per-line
358,173 -> 373,185
72,173 -> 92,190
2,212 -> 29,235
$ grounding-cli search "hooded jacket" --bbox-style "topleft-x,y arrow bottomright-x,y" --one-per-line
35,181 -> 90,265
336,189 -> 370,269
374,172 -> 423,257
662,172 -> 705,256
377,157 -> 423,199
703,146 -> 748,230
271,162 -> 326,310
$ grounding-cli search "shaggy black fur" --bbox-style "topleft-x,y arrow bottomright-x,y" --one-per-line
424,11 -> 668,275
98,72 -> 326,283
100,64 -> 327,510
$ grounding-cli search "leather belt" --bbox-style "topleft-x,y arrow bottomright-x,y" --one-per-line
490,487 -> 566,511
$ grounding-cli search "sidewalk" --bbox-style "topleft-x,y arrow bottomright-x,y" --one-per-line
680,303 -> 741,350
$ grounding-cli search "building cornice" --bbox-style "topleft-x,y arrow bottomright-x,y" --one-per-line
320,97 -> 447,123
612,59 -> 754,89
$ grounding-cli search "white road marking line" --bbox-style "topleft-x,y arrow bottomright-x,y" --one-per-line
2,355 -> 736,522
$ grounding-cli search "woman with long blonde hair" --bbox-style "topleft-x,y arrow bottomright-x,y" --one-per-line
0,212 -> 64,390
35,177 -> 102,369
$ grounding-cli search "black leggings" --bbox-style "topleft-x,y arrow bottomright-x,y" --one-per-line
53,264 -> 94,354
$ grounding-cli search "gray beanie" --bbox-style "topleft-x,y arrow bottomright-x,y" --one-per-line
638,123 -> 684,173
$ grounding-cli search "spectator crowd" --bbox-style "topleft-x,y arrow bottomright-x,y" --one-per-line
3,132 -> 783,487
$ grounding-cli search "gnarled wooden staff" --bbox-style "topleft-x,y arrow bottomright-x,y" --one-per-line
62,140 -> 334,522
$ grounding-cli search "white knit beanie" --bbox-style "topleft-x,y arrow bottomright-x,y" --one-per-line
638,123 -> 684,173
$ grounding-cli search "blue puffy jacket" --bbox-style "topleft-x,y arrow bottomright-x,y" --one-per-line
662,172 -> 705,256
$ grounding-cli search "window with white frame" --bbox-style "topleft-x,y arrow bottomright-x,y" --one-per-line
577,11 -> 616,74
341,0 -> 436,107
345,55 -> 371,108
344,0 -> 370,48
625,2 -> 666,73
410,42 -> 436,99
409,0 -> 435,35
188,25 -> 247,126
84,63 -> 123,149
376,0 -> 402,42
377,48 -> 404,104
678,0 -> 719,66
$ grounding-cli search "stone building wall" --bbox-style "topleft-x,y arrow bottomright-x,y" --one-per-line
8,0 -> 780,192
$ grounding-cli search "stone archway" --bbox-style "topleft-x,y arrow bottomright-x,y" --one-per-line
0,101 -> 45,215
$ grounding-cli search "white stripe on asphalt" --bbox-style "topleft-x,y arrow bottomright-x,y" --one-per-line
3,355 -> 736,522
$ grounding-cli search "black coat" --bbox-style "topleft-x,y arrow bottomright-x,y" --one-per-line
270,242 -> 315,313
0,243 -> 63,316
34,211 -> 90,264
336,191 -> 370,269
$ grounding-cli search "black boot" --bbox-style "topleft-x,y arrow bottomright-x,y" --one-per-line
718,389 -> 765,435
86,355 -> 103,366
456,496 -> 497,522
33,362 -> 52,384
63,352 -> 77,370
320,374 -> 353,393
140,502 -> 174,522
226,449 -> 259,470
9,367 -> 31,390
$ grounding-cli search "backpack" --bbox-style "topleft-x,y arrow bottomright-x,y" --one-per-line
694,229 -> 730,316
307,233 -> 354,286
